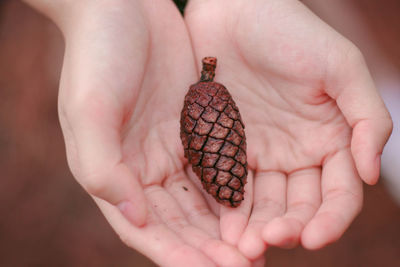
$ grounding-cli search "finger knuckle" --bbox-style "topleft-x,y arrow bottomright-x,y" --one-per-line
346,44 -> 365,65
187,204 -> 211,219
82,172 -> 108,197
253,197 -> 285,215
332,42 -> 365,70
166,245 -> 197,266
63,91 -> 109,124
165,215 -> 188,229
289,201 -> 319,213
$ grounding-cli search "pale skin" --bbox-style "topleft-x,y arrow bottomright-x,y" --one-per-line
23,0 -> 392,266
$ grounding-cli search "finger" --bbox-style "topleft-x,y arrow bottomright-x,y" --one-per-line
95,198 -> 216,267
146,185 -> 251,267
59,93 -> 147,226
220,170 -> 254,246
301,149 -> 363,250
326,47 -> 392,184
164,171 -> 220,238
262,168 -> 321,248
186,165 -> 221,216
238,171 -> 286,260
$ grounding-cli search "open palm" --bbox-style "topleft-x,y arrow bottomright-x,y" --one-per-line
57,1 -> 253,266
185,0 -> 392,259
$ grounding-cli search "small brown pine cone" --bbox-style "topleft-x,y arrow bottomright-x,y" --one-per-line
180,57 -> 247,208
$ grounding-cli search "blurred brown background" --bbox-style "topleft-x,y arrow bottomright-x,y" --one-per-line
0,1 -> 399,266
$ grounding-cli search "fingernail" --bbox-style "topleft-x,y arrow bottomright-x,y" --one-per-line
117,201 -> 146,227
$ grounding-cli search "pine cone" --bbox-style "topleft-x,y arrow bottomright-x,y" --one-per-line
180,57 -> 247,208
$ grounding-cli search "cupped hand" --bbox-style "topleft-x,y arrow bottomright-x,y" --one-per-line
185,0 -> 392,259
24,0 -> 257,266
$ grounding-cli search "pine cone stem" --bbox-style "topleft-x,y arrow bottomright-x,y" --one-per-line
200,57 -> 217,82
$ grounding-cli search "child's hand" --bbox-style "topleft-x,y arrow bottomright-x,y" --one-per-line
185,0 -> 392,259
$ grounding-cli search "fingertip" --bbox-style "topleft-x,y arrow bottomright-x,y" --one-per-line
238,228 -> 266,260
262,218 -> 286,245
115,166 -> 148,227
351,117 -> 391,185
354,152 -> 381,185
117,200 -> 147,227
301,216 -> 338,250
300,221 -> 322,250
262,218 -> 300,248
367,154 -> 381,185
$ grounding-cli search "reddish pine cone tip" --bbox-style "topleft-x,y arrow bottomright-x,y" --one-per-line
180,57 -> 248,208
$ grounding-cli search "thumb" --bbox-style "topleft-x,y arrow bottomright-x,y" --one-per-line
57,30 -> 149,226
59,91 -> 147,226
55,8 -> 150,226
326,46 -> 393,185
